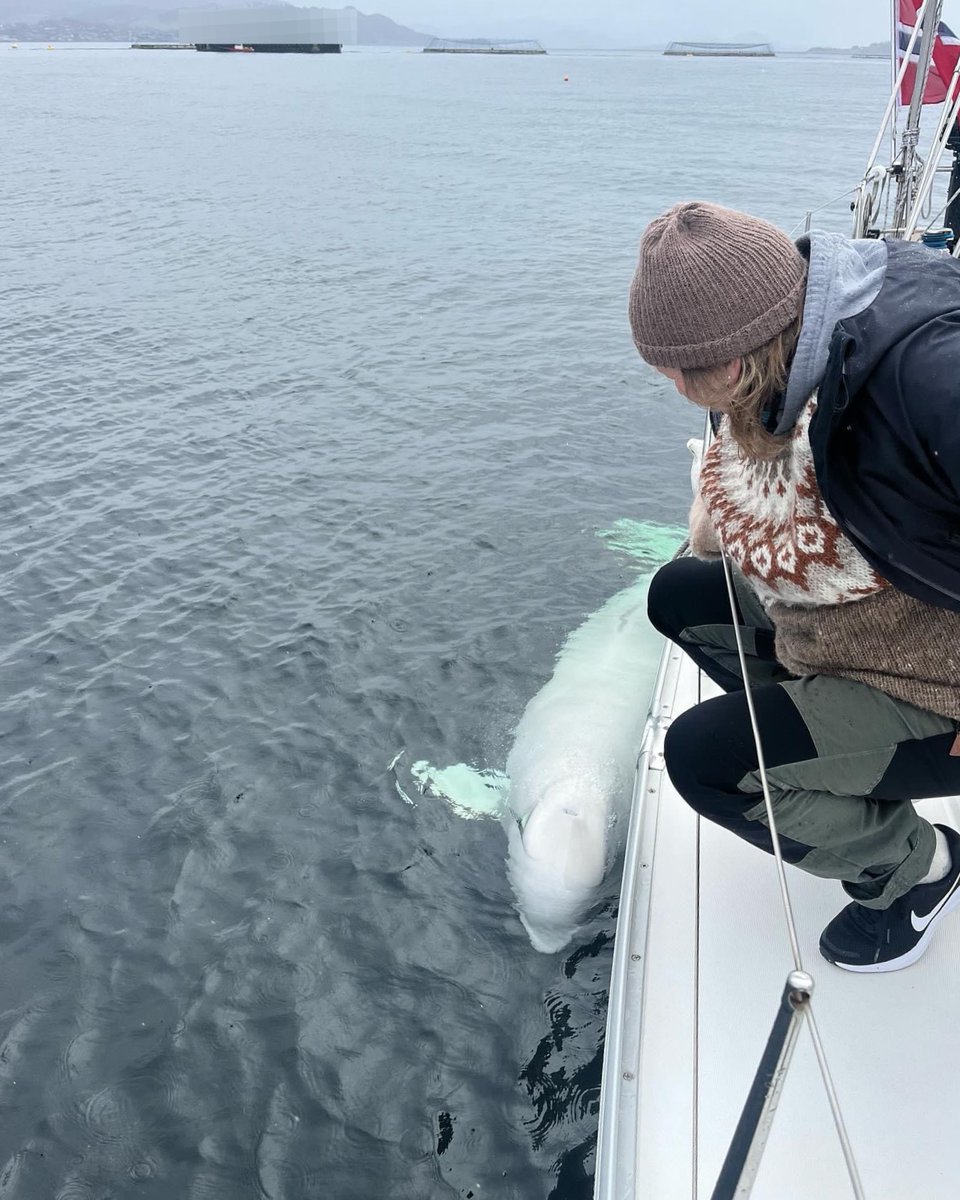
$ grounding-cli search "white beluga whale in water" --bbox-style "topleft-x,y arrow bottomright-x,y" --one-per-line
398,519 -> 685,954
506,519 -> 687,951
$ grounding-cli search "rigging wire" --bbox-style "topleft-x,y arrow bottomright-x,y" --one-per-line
905,44 -> 960,237
891,0 -> 900,161
692,10 -> 949,1198
717,553 -> 802,972
921,183 -> 960,234
863,0 -> 932,180
894,0 -> 945,231
692,662 -> 703,1200
787,186 -> 861,237
806,1003 -> 867,1197
717,548 -> 866,1199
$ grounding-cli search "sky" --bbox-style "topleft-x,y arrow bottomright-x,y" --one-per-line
379,0 -> 897,49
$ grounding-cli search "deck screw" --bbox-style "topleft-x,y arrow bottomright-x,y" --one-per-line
622,1071 -> 634,1081
631,953 -> 641,961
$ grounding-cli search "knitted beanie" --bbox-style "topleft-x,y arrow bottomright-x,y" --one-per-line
628,201 -> 807,370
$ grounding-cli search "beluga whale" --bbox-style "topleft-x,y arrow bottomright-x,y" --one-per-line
399,519 -> 685,954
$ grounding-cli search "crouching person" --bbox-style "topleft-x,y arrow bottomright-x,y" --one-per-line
631,201 -> 960,973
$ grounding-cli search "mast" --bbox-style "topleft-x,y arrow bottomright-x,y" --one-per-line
892,0 -> 900,161
892,0 -> 944,232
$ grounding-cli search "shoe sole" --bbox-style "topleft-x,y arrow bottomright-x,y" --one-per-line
823,877 -> 960,974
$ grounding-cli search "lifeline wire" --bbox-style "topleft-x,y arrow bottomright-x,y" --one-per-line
718,549 -> 866,1200
787,187 -> 861,237
718,552 -> 803,971
691,426 -> 705,1200
925,183 -> 960,233
692,667 -> 702,1200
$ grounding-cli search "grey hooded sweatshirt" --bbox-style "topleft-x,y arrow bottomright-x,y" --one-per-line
772,231 -> 888,436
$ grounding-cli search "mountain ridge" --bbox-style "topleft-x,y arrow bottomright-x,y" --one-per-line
0,2 -> 430,43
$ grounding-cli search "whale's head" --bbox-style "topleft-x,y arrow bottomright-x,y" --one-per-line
505,773 -> 619,953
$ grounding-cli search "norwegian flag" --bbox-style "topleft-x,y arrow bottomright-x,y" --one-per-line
898,0 -> 960,104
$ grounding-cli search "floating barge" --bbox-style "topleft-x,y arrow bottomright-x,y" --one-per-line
664,40 -> 775,57
423,37 -> 546,55
178,6 -> 355,54
131,42 -> 195,49
193,42 -> 341,52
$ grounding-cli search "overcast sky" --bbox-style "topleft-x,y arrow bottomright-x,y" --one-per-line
384,0 -> 899,49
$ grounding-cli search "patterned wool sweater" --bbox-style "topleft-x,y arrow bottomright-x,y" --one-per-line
690,400 -> 960,719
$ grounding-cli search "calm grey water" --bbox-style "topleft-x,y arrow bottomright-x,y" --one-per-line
3,45 -> 886,1199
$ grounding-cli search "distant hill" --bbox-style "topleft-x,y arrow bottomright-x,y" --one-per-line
0,11 -> 170,35
0,2 -> 430,43
807,40 -> 889,56
350,6 -> 427,45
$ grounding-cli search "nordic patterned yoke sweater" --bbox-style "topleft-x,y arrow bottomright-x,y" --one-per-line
690,399 -> 960,720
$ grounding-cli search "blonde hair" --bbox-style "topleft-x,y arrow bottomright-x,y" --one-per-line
682,314 -> 802,460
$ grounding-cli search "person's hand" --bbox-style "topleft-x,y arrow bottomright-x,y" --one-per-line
688,491 -> 721,559
687,437 -> 704,494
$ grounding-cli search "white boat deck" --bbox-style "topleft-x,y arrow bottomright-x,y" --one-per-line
596,642 -> 960,1199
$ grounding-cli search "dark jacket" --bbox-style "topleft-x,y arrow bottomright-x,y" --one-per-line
808,240 -> 960,613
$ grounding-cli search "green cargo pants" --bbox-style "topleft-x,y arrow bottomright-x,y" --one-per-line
649,557 -> 959,907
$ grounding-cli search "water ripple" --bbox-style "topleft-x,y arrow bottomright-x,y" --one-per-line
2,45 -> 888,1200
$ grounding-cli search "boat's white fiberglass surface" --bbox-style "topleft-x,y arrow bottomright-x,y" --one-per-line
597,643 -> 960,1200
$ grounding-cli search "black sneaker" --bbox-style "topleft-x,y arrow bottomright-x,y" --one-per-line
819,824 -> 960,973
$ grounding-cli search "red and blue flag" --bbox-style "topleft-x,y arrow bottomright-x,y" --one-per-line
898,0 -> 960,104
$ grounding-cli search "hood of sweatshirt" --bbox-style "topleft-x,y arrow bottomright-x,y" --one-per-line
771,231 -> 888,435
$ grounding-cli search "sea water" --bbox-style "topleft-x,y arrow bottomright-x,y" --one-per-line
2,45 -> 887,1198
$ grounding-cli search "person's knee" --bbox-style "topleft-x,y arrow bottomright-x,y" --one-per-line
646,561 -> 675,636
664,696 -> 756,822
664,707 -> 719,816
647,556 -> 730,641
648,558 -> 694,638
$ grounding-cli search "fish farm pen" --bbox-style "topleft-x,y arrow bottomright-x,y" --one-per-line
664,41 -> 775,57
423,37 -> 546,55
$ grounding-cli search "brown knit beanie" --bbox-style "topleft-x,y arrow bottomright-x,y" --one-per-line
629,201 -> 807,370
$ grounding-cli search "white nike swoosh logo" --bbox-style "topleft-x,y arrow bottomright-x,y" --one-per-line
911,875 -> 960,932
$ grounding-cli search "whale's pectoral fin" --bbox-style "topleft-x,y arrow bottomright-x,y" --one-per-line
408,759 -> 509,820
